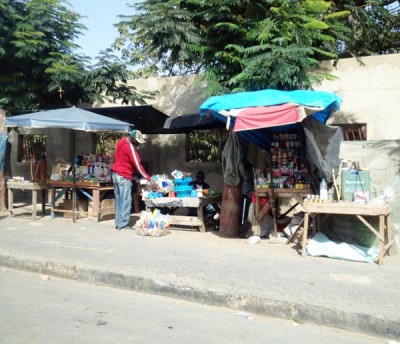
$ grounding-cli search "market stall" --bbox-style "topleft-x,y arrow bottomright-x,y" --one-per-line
302,201 -> 393,265
198,89 -> 395,263
135,172 -> 221,233
5,107 -> 132,222
199,89 -> 342,238
144,194 -> 222,232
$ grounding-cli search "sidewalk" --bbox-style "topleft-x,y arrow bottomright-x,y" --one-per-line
0,211 -> 399,340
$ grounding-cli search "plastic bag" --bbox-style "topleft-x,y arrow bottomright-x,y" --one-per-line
134,210 -> 171,237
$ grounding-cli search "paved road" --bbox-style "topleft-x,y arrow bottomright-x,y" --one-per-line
0,214 -> 399,339
0,268 -> 390,344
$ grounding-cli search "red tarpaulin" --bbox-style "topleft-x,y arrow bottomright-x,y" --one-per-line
231,103 -> 303,132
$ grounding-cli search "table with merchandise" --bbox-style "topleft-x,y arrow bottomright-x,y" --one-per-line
144,194 -> 222,232
302,201 -> 393,265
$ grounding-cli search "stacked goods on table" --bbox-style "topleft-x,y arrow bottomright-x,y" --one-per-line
171,170 -> 196,198
173,177 -> 193,198
255,130 -> 311,189
50,153 -> 113,183
141,174 -> 175,199
142,170 -> 200,199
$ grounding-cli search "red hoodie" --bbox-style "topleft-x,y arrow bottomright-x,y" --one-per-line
111,137 -> 151,181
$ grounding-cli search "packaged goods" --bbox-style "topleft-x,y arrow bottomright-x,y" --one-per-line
341,170 -> 370,202
320,178 -> 328,200
134,210 -> 171,237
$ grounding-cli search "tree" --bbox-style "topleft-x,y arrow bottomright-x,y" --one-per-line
114,0 -> 203,78
115,0 -> 350,94
333,0 -> 400,57
0,0 -> 153,211
116,0 -> 399,94
0,0 -> 152,114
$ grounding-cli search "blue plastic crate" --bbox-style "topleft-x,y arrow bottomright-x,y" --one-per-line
174,177 -> 192,186
174,185 -> 193,192
176,191 -> 192,198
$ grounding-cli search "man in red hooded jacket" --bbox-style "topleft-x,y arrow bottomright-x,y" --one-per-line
111,130 -> 152,230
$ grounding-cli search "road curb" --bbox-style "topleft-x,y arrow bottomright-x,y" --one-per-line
1,254 -> 399,339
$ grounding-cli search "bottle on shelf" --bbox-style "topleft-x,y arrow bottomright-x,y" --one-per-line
320,178 -> 328,201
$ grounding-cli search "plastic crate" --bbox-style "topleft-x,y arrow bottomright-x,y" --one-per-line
174,177 -> 192,186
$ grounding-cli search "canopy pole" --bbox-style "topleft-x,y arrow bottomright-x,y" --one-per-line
72,164 -> 76,223
72,131 -> 76,223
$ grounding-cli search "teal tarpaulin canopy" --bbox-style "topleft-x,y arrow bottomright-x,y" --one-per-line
199,89 -> 341,149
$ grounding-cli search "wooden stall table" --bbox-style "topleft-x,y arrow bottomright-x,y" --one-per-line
144,194 -> 222,232
48,180 -> 114,222
7,180 -> 50,220
254,188 -> 312,237
302,201 -> 393,265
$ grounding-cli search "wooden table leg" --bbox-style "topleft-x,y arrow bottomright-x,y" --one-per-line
50,187 -> 56,218
378,214 -> 384,265
197,205 -> 206,232
32,190 -> 37,220
270,197 -> 278,238
254,195 -> 261,236
8,188 -> 13,217
302,212 -> 309,257
41,189 -> 46,214
92,189 -> 100,222
133,190 -> 140,213
386,213 -> 394,256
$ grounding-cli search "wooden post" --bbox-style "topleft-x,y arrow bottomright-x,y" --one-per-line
219,182 -> 242,237
0,108 -> 7,213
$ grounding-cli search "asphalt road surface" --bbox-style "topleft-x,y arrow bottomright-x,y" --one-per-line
0,268 -> 391,344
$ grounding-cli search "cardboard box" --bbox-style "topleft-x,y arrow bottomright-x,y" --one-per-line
51,163 -> 71,181
88,199 -> 115,219
58,199 -> 88,218
341,170 -> 370,201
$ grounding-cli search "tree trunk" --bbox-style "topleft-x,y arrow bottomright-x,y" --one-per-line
0,108 -> 7,212
219,182 -> 242,237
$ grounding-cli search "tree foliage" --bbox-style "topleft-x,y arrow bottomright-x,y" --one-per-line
0,0 -> 151,114
333,0 -> 400,57
116,0 -> 399,94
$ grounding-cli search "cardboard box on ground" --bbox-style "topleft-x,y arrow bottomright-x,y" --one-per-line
57,198 -> 115,219
57,199 -> 88,219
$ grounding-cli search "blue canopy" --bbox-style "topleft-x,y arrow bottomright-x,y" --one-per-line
5,107 -> 132,132
199,89 -> 341,149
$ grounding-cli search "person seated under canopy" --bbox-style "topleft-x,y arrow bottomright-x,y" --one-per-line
188,171 -> 219,223
189,170 -> 210,191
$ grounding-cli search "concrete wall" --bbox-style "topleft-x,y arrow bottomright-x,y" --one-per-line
119,54 -> 400,190
120,54 -> 400,142
317,54 -> 400,140
100,75 -> 224,190
6,54 -> 400,192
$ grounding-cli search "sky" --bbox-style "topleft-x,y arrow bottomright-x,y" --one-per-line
67,0 -> 136,60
